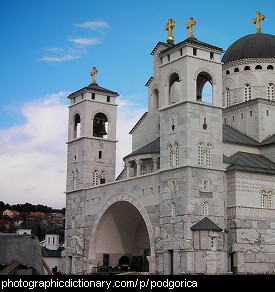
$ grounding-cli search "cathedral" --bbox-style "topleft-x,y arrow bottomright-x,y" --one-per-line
62,12 -> 275,274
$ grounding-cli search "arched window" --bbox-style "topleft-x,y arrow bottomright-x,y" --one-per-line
267,83 -> 274,101
169,73 -> 180,105
169,144 -> 173,167
73,113 -> 81,139
92,170 -> 99,186
202,202 -> 208,215
174,142 -> 179,166
171,202 -> 176,217
267,65 -> 274,70
198,142 -> 204,165
226,70 -> 230,75
226,88 -> 231,106
196,72 -> 213,104
255,65 -> 262,70
71,169 -> 78,190
234,68 -> 239,72
93,113 -> 108,138
153,89 -> 160,110
244,84 -> 251,101
206,144 -> 211,166
261,190 -> 272,208
100,171 -> 106,184
244,66 -> 250,71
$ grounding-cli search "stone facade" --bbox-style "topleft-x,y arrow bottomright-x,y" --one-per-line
63,31 -> 275,274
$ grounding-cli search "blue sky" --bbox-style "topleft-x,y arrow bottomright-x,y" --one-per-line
0,0 -> 274,208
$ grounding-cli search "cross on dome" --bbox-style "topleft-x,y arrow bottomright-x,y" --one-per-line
165,18 -> 176,44
252,11 -> 265,33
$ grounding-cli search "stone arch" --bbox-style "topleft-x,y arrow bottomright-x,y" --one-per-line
166,69 -> 182,106
88,193 -> 155,273
195,70 -> 214,103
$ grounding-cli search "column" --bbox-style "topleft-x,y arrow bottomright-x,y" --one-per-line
152,157 -> 158,172
126,161 -> 131,179
135,159 -> 142,176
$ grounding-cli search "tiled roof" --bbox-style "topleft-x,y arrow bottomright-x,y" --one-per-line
124,137 -> 160,159
226,151 -> 275,175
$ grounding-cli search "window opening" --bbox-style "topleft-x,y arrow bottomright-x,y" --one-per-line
267,83 -> 274,100
73,113 -> 81,139
196,72 -> 213,104
93,113 -> 108,138
244,84 -> 251,101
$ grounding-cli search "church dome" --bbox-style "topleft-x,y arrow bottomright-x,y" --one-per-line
222,33 -> 275,63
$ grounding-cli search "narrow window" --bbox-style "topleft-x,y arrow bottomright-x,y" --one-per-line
244,84 -> 251,101
171,202 -> 176,217
261,190 -> 266,208
226,88 -> 231,106
202,202 -> 208,215
174,142 -> 179,166
232,115 -> 235,122
198,142 -> 204,165
193,48 -> 197,56
167,54 -> 170,62
267,83 -> 274,101
210,52 -> 214,60
92,170 -> 99,186
267,192 -> 272,208
266,109 -> 269,116
169,144 -> 173,167
107,96 -> 110,103
98,150 -> 102,160
92,93 -> 95,100
241,112 -> 244,119
100,171 -> 105,184
206,144 -> 211,166
250,110 -> 253,117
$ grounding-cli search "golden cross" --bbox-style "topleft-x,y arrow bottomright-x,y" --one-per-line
186,17 -> 196,39
252,11 -> 265,33
165,18 -> 176,44
90,67 -> 98,84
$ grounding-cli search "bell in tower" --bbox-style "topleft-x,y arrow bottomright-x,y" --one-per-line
93,113 -> 108,138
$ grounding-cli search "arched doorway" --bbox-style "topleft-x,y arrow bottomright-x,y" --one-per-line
88,195 -> 155,273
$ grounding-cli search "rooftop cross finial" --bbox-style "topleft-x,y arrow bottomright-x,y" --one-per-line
165,18 -> 176,44
186,17 -> 196,39
90,67 -> 98,84
252,11 -> 265,33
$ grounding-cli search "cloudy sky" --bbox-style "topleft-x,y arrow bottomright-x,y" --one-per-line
0,0 -> 274,208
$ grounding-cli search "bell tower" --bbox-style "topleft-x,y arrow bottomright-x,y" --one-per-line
66,68 -> 119,192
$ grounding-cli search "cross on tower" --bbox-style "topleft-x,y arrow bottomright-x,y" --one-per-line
165,18 -> 176,44
90,67 -> 98,84
252,11 -> 265,33
186,17 -> 196,39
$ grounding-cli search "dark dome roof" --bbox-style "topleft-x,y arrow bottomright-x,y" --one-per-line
46,225 -> 59,235
222,33 -> 275,63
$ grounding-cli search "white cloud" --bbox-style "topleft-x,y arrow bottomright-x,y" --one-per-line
0,92 -> 146,208
39,54 -> 80,62
0,92 -> 69,208
68,37 -> 101,46
74,21 -> 110,31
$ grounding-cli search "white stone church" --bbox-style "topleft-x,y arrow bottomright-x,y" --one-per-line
62,13 -> 275,274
